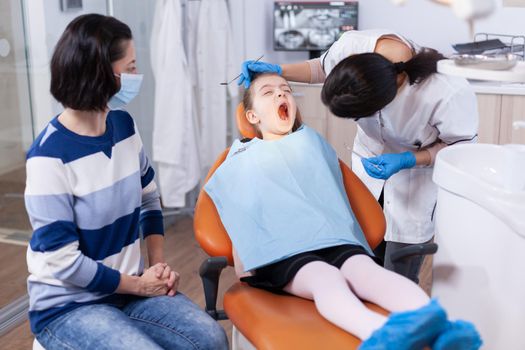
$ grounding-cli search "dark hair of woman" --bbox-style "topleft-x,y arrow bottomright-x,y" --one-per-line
50,14 -> 132,111
321,48 -> 444,119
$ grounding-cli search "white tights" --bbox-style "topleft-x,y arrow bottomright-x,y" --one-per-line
283,254 -> 430,340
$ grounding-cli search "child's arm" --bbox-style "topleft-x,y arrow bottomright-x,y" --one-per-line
233,247 -> 253,279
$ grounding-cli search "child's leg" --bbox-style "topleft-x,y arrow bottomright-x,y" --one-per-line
283,260 -> 387,340
340,255 -> 448,349
340,254 -> 429,312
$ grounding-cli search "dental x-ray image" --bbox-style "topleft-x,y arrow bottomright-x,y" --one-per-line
274,1 -> 358,52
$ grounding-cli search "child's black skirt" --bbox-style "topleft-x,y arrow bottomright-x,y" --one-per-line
240,244 -> 380,294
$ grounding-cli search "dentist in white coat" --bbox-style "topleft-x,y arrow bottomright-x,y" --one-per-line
238,29 -> 479,283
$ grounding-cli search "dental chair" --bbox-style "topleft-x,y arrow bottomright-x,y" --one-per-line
194,104 -> 438,349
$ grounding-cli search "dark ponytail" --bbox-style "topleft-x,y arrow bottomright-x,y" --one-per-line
401,48 -> 445,85
321,48 -> 444,119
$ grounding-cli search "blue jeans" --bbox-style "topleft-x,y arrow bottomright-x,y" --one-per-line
36,293 -> 228,350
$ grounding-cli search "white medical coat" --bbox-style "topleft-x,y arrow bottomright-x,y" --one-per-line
195,0 -> 238,171
150,0 -> 200,207
320,29 -> 479,243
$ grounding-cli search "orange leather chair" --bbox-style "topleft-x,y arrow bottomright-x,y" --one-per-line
193,105 -> 434,349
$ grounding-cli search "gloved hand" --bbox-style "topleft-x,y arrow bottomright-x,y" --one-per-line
361,152 -> 416,180
238,60 -> 282,88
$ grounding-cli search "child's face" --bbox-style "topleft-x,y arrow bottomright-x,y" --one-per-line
246,75 -> 297,140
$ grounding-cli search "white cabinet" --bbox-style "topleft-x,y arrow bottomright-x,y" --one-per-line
291,83 -> 326,136
326,111 -> 357,166
476,93 -> 525,145
291,83 -> 525,160
500,95 -> 525,144
476,94 -> 502,144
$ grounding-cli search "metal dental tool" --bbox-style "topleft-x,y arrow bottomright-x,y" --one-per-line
220,54 -> 264,86
344,143 -> 382,171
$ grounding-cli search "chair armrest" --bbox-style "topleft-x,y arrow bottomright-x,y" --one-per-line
389,243 -> 438,263
199,256 -> 229,320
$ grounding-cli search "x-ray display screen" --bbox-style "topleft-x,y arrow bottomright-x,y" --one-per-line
274,1 -> 358,51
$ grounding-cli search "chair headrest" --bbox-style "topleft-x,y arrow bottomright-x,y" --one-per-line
236,103 -> 257,139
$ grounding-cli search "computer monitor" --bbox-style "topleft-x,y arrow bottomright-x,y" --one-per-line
274,1 -> 358,58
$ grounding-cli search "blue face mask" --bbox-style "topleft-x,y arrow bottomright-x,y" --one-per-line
108,73 -> 143,110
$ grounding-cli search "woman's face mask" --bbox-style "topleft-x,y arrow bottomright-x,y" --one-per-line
108,73 -> 143,110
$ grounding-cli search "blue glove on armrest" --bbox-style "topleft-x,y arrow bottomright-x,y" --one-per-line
361,152 -> 416,180
238,61 -> 282,88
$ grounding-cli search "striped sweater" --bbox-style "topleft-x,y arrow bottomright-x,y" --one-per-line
24,110 -> 163,334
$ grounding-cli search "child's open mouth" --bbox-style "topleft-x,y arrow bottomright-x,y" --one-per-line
278,102 -> 289,121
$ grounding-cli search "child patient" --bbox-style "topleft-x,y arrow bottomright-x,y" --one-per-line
204,73 -> 481,350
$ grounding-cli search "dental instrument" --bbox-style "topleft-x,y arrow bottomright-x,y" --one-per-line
344,142 -> 383,172
220,54 -> 264,86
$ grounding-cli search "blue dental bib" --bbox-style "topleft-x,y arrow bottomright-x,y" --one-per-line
204,125 -> 372,271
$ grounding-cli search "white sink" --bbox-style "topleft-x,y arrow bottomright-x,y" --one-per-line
433,143 -> 525,236
432,143 -> 525,349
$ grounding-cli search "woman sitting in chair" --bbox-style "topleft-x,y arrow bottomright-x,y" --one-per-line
204,73 -> 480,350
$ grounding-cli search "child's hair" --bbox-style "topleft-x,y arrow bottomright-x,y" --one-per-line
321,48 -> 444,119
242,73 -> 302,139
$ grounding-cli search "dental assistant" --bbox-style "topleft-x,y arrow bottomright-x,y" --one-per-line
238,29 -> 479,282
24,14 -> 227,349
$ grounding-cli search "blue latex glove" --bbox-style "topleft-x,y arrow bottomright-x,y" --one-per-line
361,151 -> 416,180
237,60 -> 282,88
359,299 -> 448,350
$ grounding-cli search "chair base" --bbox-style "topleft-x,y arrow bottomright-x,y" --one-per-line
232,326 -> 256,350
33,339 -> 45,350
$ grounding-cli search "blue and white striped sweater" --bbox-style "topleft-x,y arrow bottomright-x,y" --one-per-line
24,110 -> 163,334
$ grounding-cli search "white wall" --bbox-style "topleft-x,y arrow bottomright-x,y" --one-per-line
111,0 -> 156,159
23,0 -> 107,133
239,0 -> 310,63
238,0 -> 525,62
0,0 -> 32,174
359,0 -> 525,54
22,0 -> 156,154
10,0 -> 33,150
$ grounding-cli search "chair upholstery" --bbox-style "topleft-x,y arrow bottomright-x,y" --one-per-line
224,283 -> 388,349
193,104 -> 388,349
